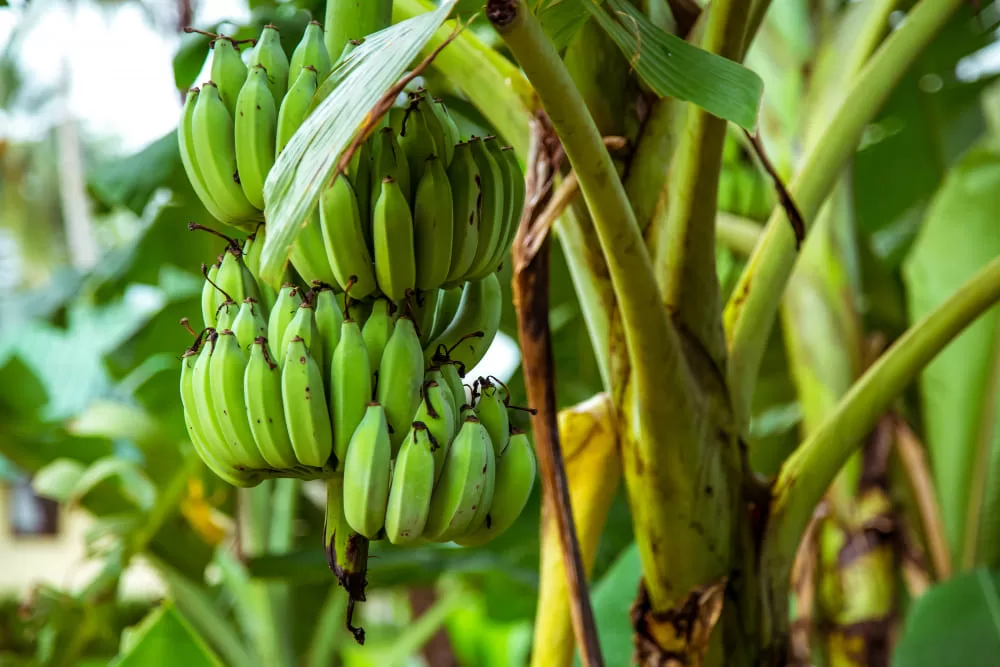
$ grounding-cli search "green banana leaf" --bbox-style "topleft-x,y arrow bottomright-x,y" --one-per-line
110,602 -> 224,667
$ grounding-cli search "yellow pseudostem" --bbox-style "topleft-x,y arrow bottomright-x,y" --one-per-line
531,393 -> 621,667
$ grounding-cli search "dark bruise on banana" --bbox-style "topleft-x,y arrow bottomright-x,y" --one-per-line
177,21 -> 534,646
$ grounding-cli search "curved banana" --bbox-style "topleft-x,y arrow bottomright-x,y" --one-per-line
290,213 -> 339,288
215,299 -> 239,332
423,416 -> 491,542
210,330 -> 269,468
398,98 -> 437,185
191,333 -> 239,466
313,286 -> 343,382
267,284 -> 303,358
330,318 -> 372,464
214,247 -> 254,306
472,138 -> 515,277
178,89 -> 231,225
244,337 -> 298,469
429,97 -> 459,164
411,289 -> 440,347
413,156 -> 453,292
345,139 -> 372,238
438,359 -> 467,415
281,336 -> 334,468
288,21 -> 332,88
460,425 -> 496,534
376,316 -> 425,454
342,403 -> 392,539
361,298 -> 395,375
474,380 -> 509,456
210,36 -> 247,117
455,430 -> 536,546
425,368 -> 458,424
319,175 -> 377,299
231,298 -> 268,350
242,229 -> 278,314
429,285 -> 463,342
192,82 -> 259,230
234,64 -> 277,210
323,474 -> 370,614
276,66 -> 318,155
384,422 -> 436,545
443,141 -> 480,284
279,301 -> 319,367
425,273 -> 502,372
247,24 -> 289,105
370,127 -> 410,213
201,261 -> 221,329
412,380 -> 457,482
372,176 -> 416,302
496,146 -> 526,269
413,92 -> 452,168
464,137 -> 504,278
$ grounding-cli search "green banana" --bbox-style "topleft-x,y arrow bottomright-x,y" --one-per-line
214,246 -> 255,306
178,89 -> 231,225
372,176 -> 416,302
362,298 -> 395,375
192,82 -> 259,230
412,92 -> 452,168
324,0 -> 391,69
423,416 -> 491,542
323,475 -> 370,632
330,318 -> 372,464
443,141 -> 480,284
234,65 -> 277,210
215,299 -> 239,332
342,403 -> 392,539
376,316 -> 425,454
412,380 -> 457,482
428,97 -> 460,163
429,285 -> 463,342
319,175 -> 377,299
459,424 -> 496,535
398,98 -> 438,186
210,330 -> 269,468
454,430 -> 536,547
231,298 -> 268,350
281,336 -> 334,468
289,21 -> 331,88
246,24 -> 289,105
425,273 -> 502,372
438,359 -> 467,415
412,155 -> 453,292
267,284 -> 304,357
369,127 -> 410,213
345,139 -> 372,238
276,66 -> 318,155
497,146 -> 526,267
191,332 -> 241,467
344,296 -> 372,326
386,106 -> 406,137
384,422 -> 436,545
313,286 -> 343,382
244,337 -> 298,470
474,379 -> 510,456
472,137 -> 515,277
290,213 -> 339,288
425,367 -> 458,425
279,301 -> 319,367
242,230 -> 278,313
201,261 -> 222,329
411,288 -> 440,347
464,137 -> 505,278
210,36 -> 247,117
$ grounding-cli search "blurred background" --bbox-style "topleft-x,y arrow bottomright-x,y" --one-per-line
2,0 -> 1000,665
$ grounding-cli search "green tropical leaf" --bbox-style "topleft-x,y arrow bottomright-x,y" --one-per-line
537,0 -> 591,51
259,0 -> 461,286
111,602 -> 224,667
893,569 -> 1000,667
69,457 -> 158,511
32,459 -> 87,502
88,130 -> 182,216
584,0 -> 763,131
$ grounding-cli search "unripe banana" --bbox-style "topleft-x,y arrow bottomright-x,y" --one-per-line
330,318 -> 372,463
370,127 -> 411,213
344,296 -> 372,326
412,92 -> 452,168
210,330 -> 269,468
425,273 -> 502,372
384,422 -> 436,545
244,337 -> 298,469
201,261 -> 222,329
362,298 -> 395,375
192,82 -> 259,230
246,25 -> 289,105
242,230 -> 278,314
342,403 -> 392,539
386,106 -> 406,136
413,156 -> 453,292
455,430 -> 536,546
279,301 -> 319,366
313,287 -> 343,381
474,380 -> 509,456
423,416 -> 491,542
444,141 -> 480,283
323,474 -> 370,616
438,360 -> 467,415
398,99 -> 437,186
231,298 -> 268,350
411,289 -> 440,347
425,368 -> 458,425
376,316 -> 425,454
214,247 -> 256,306
472,138 -> 515,277
464,137 -> 505,278
276,66 -> 318,155
319,175 -> 377,299
497,146 -> 526,266
266,284 -> 303,358
289,21 -> 331,88
234,65 -> 277,210
215,299 -> 239,332
372,176 -> 416,302
429,285 -> 463,342
290,213 -> 339,288
459,424 -> 496,534
412,380 -> 457,482
281,336 -> 334,468
428,97 -> 460,164
345,139 -> 373,239
210,36 -> 247,117
179,89 -> 231,225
